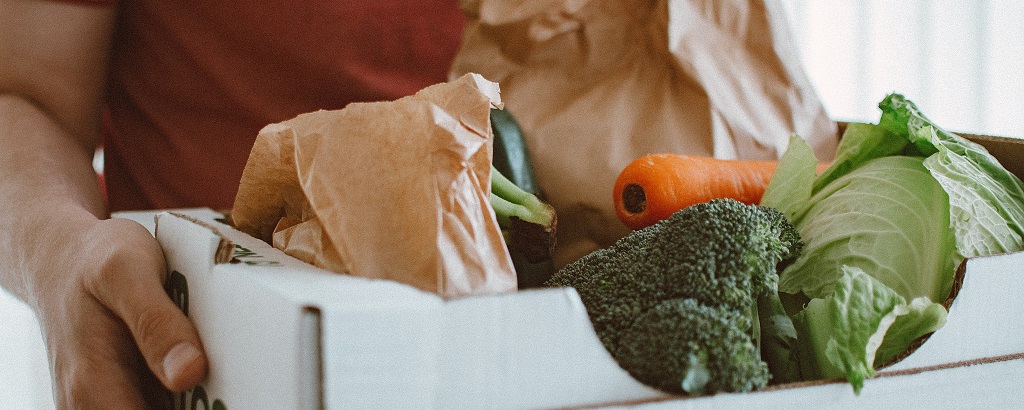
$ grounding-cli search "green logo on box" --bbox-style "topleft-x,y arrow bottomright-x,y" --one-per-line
232,244 -> 282,266
167,270 -> 189,316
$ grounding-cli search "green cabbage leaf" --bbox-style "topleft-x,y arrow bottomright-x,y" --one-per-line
760,94 -> 1024,391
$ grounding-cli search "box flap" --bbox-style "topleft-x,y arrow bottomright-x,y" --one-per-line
885,251 -> 1024,371
156,210 -> 450,408
116,207 -> 225,235
437,288 -> 667,409
155,211 -> 233,272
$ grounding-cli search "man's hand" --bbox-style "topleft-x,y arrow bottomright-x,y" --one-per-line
33,217 -> 207,408
0,2 -> 209,407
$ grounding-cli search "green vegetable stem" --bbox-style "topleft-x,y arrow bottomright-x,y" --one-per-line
489,108 -> 557,288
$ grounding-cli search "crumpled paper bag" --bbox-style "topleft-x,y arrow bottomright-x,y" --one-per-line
231,73 -> 517,298
449,0 -> 839,267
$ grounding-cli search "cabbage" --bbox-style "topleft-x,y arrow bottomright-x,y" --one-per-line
761,94 -> 1024,391
778,154 -> 958,302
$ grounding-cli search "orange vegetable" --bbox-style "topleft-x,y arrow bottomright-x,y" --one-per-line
613,154 -> 828,230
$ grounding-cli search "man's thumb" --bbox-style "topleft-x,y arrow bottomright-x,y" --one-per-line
113,280 -> 208,392
86,220 -> 208,392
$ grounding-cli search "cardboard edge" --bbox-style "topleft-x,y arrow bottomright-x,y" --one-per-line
164,211 -> 235,264
299,306 -> 323,410
581,351 -> 1024,408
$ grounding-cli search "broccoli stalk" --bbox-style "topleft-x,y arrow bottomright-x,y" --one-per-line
490,165 -> 557,263
546,199 -> 803,394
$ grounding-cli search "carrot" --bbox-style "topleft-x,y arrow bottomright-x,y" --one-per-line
613,154 -> 829,230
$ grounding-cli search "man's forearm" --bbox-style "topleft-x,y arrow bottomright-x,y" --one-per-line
0,94 -> 106,303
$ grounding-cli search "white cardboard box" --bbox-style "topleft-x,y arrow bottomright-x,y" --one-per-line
124,205 -> 1024,409
142,210 -> 664,409
123,132 -> 1024,409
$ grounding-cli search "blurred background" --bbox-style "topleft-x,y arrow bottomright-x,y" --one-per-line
782,0 -> 1024,138
2,1 -> 1022,408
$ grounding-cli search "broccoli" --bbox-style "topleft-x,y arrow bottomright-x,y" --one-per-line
617,298 -> 764,394
545,199 -> 802,395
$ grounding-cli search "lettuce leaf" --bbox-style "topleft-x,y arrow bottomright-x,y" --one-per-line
760,134 -> 818,223
791,267 -> 946,394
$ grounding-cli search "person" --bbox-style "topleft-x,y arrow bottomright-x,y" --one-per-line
0,1 -> 465,408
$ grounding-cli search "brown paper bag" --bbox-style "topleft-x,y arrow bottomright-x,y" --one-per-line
231,73 -> 517,298
450,0 -> 839,267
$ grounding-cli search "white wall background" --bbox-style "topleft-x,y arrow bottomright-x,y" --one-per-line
781,0 -> 1024,138
2,1 -> 1023,408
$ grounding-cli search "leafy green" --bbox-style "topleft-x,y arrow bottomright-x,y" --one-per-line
791,267 -> 946,394
776,154 -> 959,303
761,93 -> 1024,392
756,289 -> 801,384
879,94 -> 1024,256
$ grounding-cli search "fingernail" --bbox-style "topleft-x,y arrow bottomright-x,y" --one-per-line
163,342 -> 201,383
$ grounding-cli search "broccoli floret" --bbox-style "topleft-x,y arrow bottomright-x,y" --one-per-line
649,199 -> 800,308
545,199 -> 802,394
547,227 -> 665,350
617,298 -> 767,394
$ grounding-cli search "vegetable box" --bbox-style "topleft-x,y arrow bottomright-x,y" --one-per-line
121,132 -> 1024,409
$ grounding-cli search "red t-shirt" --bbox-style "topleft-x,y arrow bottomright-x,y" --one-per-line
75,1 -> 465,211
